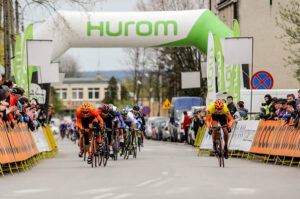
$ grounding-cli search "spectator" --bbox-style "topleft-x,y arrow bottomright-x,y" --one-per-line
293,103 -> 300,128
260,94 -> 276,120
284,101 -> 296,125
287,93 -> 297,110
183,111 -> 191,144
191,109 -> 203,142
278,99 -> 287,119
237,102 -> 247,119
274,99 -> 282,120
237,101 -> 248,114
296,90 -> 300,105
227,96 -> 237,116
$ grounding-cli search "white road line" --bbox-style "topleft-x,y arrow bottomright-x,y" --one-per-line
162,171 -> 169,175
111,193 -> 133,199
14,189 -> 48,194
151,179 -> 171,187
135,178 -> 161,187
92,193 -> 116,199
228,188 -> 259,195
75,188 -> 115,195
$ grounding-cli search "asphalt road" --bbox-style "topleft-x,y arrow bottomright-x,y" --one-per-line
0,138 -> 299,199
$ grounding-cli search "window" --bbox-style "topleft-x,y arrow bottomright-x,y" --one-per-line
56,88 -> 67,100
88,88 -> 100,100
72,88 -> 83,100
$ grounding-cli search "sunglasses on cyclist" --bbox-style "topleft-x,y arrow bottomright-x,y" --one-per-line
82,111 -> 89,115
216,108 -> 223,111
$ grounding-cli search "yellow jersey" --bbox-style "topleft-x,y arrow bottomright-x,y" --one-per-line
207,103 -> 230,116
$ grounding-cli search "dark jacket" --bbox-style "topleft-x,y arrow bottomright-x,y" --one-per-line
227,103 -> 237,116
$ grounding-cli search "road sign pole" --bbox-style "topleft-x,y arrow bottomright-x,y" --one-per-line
250,38 -> 254,119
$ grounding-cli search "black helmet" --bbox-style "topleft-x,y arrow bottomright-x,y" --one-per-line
121,109 -> 128,116
133,105 -> 140,111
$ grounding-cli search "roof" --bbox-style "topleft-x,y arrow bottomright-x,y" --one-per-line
63,77 -> 109,84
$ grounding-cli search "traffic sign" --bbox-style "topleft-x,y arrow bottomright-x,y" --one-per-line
251,71 -> 273,89
142,106 -> 151,115
162,98 -> 171,110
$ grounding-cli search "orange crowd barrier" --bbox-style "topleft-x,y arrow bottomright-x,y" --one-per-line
0,121 -> 39,164
250,120 -> 300,158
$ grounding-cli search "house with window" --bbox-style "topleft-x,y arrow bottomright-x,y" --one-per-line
54,76 -> 121,115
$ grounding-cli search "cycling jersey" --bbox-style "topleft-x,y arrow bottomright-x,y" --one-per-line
124,111 -> 139,128
131,110 -> 145,130
76,108 -> 103,130
114,110 -> 125,128
206,103 -> 233,129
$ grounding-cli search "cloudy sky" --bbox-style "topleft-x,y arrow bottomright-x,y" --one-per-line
22,0 -> 138,71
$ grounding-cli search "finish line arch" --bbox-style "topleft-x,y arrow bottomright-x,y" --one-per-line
33,9 -> 233,60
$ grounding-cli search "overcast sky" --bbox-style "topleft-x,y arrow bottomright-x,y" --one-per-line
22,0 -> 138,71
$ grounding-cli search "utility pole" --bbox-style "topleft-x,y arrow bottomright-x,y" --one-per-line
3,0 -> 11,80
9,0 -> 15,59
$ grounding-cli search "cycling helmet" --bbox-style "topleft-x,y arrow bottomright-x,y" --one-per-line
109,104 -> 117,112
102,104 -> 110,114
81,103 -> 91,115
214,99 -> 224,109
120,109 -> 128,117
133,105 -> 140,111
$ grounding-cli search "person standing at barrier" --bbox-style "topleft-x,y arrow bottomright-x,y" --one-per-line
191,109 -> 201,143
284,101 -> 296,125
227,96 -> 237,116
260,94 -> 276,120
183,111 -> 191,144
296,90 -> 300,105
293,103 -> 300,128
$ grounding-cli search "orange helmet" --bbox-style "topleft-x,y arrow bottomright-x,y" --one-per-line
81,103 -> 91,116
214,99 -> 224,109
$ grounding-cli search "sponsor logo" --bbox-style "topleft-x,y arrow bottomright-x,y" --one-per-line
87,20 -> 178,37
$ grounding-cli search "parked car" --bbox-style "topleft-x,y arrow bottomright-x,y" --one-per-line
145,117 -> 167,139
153,118 -> 169,140
161,120 -> 170,141
169,97 -> 204,142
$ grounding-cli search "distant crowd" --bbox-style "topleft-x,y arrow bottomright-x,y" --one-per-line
0,78 -> 55,131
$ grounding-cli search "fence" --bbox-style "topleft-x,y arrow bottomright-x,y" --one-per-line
0,120 -> 57,176
197,120 -> 300,167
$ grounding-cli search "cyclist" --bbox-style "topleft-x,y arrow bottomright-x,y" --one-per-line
98,104 -> 117,157
131,105 -> 145,146
206,99 -> 234,159
76,103 -> 104,164
121,109 -> 140,146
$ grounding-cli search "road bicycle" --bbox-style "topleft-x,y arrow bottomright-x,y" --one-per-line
90,126 -> 101,168
98,130 -> 109,167
212,126 -> 225,168
123,127 -> 137,160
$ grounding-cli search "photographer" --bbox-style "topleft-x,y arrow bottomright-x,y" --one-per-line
260,94 -> 276,120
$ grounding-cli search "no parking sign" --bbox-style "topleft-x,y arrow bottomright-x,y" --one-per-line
251,71 -> 273,89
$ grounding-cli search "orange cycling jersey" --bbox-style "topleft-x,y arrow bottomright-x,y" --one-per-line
76,107 -> 104,130
206,103 -> 233,129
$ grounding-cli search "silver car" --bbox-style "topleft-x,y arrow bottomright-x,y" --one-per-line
145,117 -> 167,139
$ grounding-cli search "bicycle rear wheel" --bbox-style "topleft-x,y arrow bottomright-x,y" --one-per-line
219,139 -> 225,168
103,137 -> 109,167
91,137 -> 94,168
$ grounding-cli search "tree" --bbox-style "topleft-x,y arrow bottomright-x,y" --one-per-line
121,84 -> 129,100
103,76 -> 118,104
58,54 -> 81,77
276,0 -> 300,82
50,87 -> 64,113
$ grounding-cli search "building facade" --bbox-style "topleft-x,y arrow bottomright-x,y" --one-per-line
210,0 -> 300,89
53,77 -> 121,114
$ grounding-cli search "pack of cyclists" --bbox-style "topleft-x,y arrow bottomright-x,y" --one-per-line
75,103 -> 145,165
66,98 -> 233,165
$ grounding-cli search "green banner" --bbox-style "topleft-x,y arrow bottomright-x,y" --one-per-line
214,34 -> 225,92
228,19 -> 241,102
13,24 -> 34,96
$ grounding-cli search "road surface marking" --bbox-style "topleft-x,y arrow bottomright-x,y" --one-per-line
111,193 -> 133,199
136,178 -> 161,187
228,188 -> 259,195
75,188 -> 115,195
